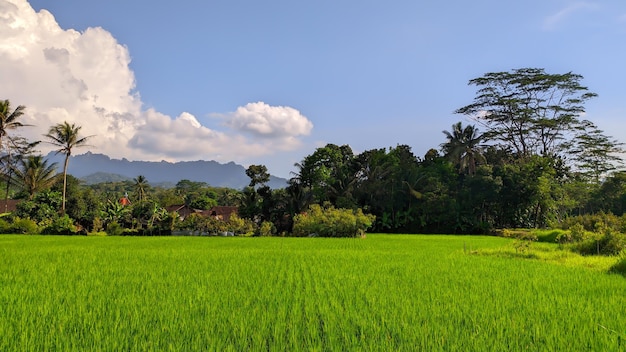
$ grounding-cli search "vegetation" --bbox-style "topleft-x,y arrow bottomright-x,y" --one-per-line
0,67 -> 624,239
292,204 -> 375,237
1,67 -> 626,350
44,121 -> 92,213
0,235 -> 624,351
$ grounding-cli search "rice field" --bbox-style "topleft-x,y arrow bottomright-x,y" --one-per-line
0,234 -> 624,351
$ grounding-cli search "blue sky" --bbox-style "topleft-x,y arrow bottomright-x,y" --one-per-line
2,0 -> 625,177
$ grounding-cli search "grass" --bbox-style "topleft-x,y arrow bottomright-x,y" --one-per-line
474,241 -> 619,272
0,234 -> 625,351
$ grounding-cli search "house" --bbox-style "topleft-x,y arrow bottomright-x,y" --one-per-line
1,199 -> 21,213
202,206 -> 238,222
166,205 -> 238,222
165,204 -> 203,219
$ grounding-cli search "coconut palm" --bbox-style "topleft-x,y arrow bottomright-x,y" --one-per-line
441,122 -> 486,175
133,175 -> 149,202
0,137 -> 39,211
44,121 -> 93,213
12,155 -> 58,199
0,100 -> 29,150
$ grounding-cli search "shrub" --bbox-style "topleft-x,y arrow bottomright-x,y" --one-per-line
0,218 -> 10,233
259,221 -> 274,237
9,217 -> 40,234
174,213 -> 203,231
609,250 -> 626,276
41,215 -> 78,235
227,214 -> 255,236
555,231 -> 573,244
92,217 -> 104,232
598,229 -> 626,256
106,221 -> 124,236
560,212 -> 622,233
292,204 -> 375,238
121,228 -> 140,236
512,231 -> 537,253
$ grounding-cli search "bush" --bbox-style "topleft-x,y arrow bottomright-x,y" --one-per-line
609,250 -> 626,276
227,214 -> 255,236
9,217 -> 40,234
292,204 -> 375,238
0,218 -> 10,233
41,215 -> 78,235
258,221 -> 274,237
560,212 -> 623,234
106,221 -> 124,236
598,229 -> 626,256
92,217 -> 104,232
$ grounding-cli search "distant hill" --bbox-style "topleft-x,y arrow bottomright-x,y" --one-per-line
80,172 -> 132,185
46,152 -> 288,189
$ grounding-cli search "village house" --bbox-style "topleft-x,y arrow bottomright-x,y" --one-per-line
165,204 -> 238,222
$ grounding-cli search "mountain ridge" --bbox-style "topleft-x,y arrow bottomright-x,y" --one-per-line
46,152 -> 288,189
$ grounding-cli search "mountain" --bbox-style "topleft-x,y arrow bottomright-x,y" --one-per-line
46,152 -> 288,189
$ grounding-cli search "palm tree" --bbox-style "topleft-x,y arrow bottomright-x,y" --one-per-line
133,175 -> 149,202
44,121 -> 92,213
0,100 -> 29,150
12,155 -> 58,199
0,101 -> 35,211
441,122 -> 486,175
0,137 -> 39,211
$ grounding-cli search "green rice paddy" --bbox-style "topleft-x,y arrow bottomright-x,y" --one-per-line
0,234 -> 624,351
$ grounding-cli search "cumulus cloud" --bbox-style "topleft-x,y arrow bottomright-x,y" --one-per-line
223,102 -> 313,138
0,0 -> 313,166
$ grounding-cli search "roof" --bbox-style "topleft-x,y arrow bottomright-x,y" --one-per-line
166,204 -> 239,221
201,206 -> 239,221
1,199 -> 21,213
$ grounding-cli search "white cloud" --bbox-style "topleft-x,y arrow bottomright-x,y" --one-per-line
542,2 -> 598,30
0,0 -> 313,167
222,102 -> 313,138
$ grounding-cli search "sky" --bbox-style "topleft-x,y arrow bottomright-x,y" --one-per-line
1,0 -> 625,178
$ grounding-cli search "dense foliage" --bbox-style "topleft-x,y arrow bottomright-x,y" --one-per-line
0,68 -> 624,238
292,204 -> 375,237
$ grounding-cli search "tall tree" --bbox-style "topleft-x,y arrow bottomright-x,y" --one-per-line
133,175 -> 149,202
245,164 -> 270,188
44,121 -> 92,213
441,122 -> 485,175
294,144 -> 356,206
12,155 -> 58,199
0,101 -> 35,211
0,137 -> 39,211
0,100 -> 29,150
568,125 -> 624,182
455,68 -> 600,159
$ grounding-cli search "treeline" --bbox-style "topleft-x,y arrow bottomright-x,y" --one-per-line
244,68 -> 625,234
1,68 -> 624,236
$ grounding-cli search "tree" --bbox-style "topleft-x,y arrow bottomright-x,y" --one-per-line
0,100 -> 29,150
174,179 -> 207,195
133,175 -> 150,202
12,155 -> 58,199
0,137 -> 39,211
245,164 -> 270,188
0,101 -> 36,211
293,144 -> 356,206
44,121 -> 92,213
568,125 -> 624,182
441,122 -> 486,175
455,68 -> 603,160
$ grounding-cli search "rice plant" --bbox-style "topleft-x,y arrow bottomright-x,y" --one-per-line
0,235 -> 624,351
